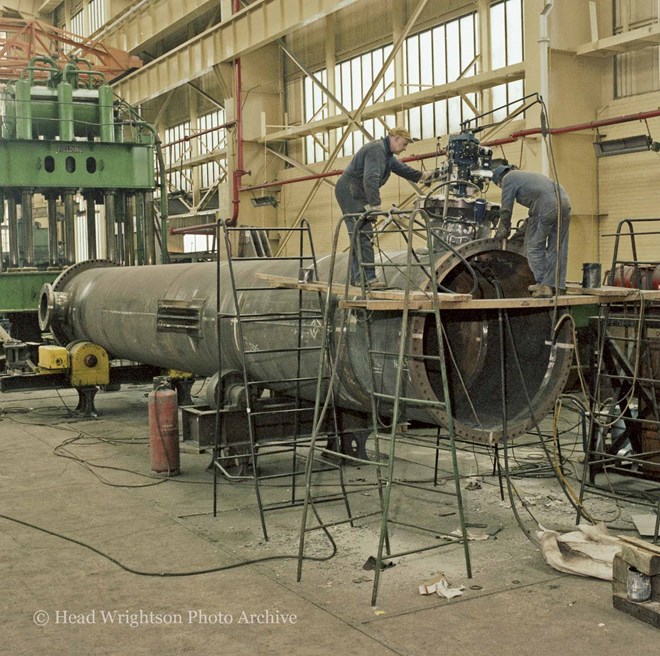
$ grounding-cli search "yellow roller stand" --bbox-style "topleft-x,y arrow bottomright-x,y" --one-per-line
67,342 -> 110,387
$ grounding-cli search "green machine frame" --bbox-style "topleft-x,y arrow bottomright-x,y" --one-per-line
0,56 -> 166,342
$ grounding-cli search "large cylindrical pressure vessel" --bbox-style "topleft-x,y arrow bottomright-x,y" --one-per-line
39,240 -> 573,445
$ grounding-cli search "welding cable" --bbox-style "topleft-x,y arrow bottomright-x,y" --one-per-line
0,406 -> 31,416
0,508 -> 337,578
493,281 -> 541,545
501,308 -> 596,523
551,397 -> 622,524
553,303 -> 645,429
52,434 -> 169,489
375,188 -> 481,296
538,97 -> 564,327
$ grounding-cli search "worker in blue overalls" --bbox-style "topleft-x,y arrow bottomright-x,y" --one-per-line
335,127 -> 434,288
493,165 -> 571,298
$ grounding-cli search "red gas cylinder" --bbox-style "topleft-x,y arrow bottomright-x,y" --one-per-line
653,265 -> 660,290
623,266 -> 637,288
611,265 -> 625,287
148,388 -> 180,475
614,265 -> 650,289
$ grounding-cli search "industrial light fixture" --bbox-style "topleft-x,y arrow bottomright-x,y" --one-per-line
593,134 -> 660,158
250,195 -> 278,208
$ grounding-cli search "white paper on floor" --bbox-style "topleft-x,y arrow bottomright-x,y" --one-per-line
418,575 -> 465,598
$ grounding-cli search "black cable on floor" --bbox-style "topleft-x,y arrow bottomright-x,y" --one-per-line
0,511 -> 336,577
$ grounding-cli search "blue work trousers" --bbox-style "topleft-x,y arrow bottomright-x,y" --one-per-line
335,175 -> 378,285
524,200 -> 571,289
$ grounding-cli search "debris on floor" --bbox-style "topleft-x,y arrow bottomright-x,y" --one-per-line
418,575 -> 465,599
363,555 -> 395,571
631,513 -> 660,538
537,523 -> 625,580
450,528 -> 490,541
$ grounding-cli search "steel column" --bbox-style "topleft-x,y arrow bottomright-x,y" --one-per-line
7,196 -> 19,269
144,191 -> 156,265
104,191 -> 116,262
134,192 -> 145,265
85,194 -> 97,260
124,194 -> 135,266
46,195 -> 59,267
63,191 -> 76,265
20,190 -> 34,267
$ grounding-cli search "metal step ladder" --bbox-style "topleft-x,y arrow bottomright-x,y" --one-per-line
212,220 -> 351,541
579,218 -> 660,529
297,208 -> 472,605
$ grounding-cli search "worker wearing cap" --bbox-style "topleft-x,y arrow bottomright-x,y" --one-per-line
492,165 -> 571,298
335,127 -> 435,288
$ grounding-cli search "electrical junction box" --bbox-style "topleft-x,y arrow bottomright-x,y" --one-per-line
38,345 -> 69,370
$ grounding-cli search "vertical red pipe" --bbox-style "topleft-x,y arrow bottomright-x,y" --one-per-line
230,0 -> 243,226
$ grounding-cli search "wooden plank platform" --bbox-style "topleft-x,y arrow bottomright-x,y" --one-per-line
340,289 -> 660,311
255,273 -> 470,302
255,273 -> 660,311
566,283 -> 641,297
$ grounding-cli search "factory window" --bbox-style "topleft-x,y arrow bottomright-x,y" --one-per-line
614,0 -> 659,97
489,0 -> 525,122
183,234 -> 214,253
405,12 -> 479,140
164,121 -> 193,194
334,47 -> 395,157
0,209 -> 7,257
197,109 -> 226,190
301,0 -> 524,164
88,0 -> 105,35
303,69 -> 329,164
70,9 -> 84,37
302,47 -> 396,163
74,205 -> 102,262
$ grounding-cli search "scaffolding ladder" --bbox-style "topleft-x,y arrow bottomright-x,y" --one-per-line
579,217 -> 660,537
297,209 -> 471,605
212,220 -> 351,541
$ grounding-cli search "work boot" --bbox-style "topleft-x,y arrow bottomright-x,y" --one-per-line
528,283 -> 541,292
367,279 -> 387,290
531,284 -> 553,298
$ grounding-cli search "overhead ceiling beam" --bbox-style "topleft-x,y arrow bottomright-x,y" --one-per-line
113,0 -> 360,105
100,0 -> 218,54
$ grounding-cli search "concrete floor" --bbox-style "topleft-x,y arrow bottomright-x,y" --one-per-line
0,383 -> 658,655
